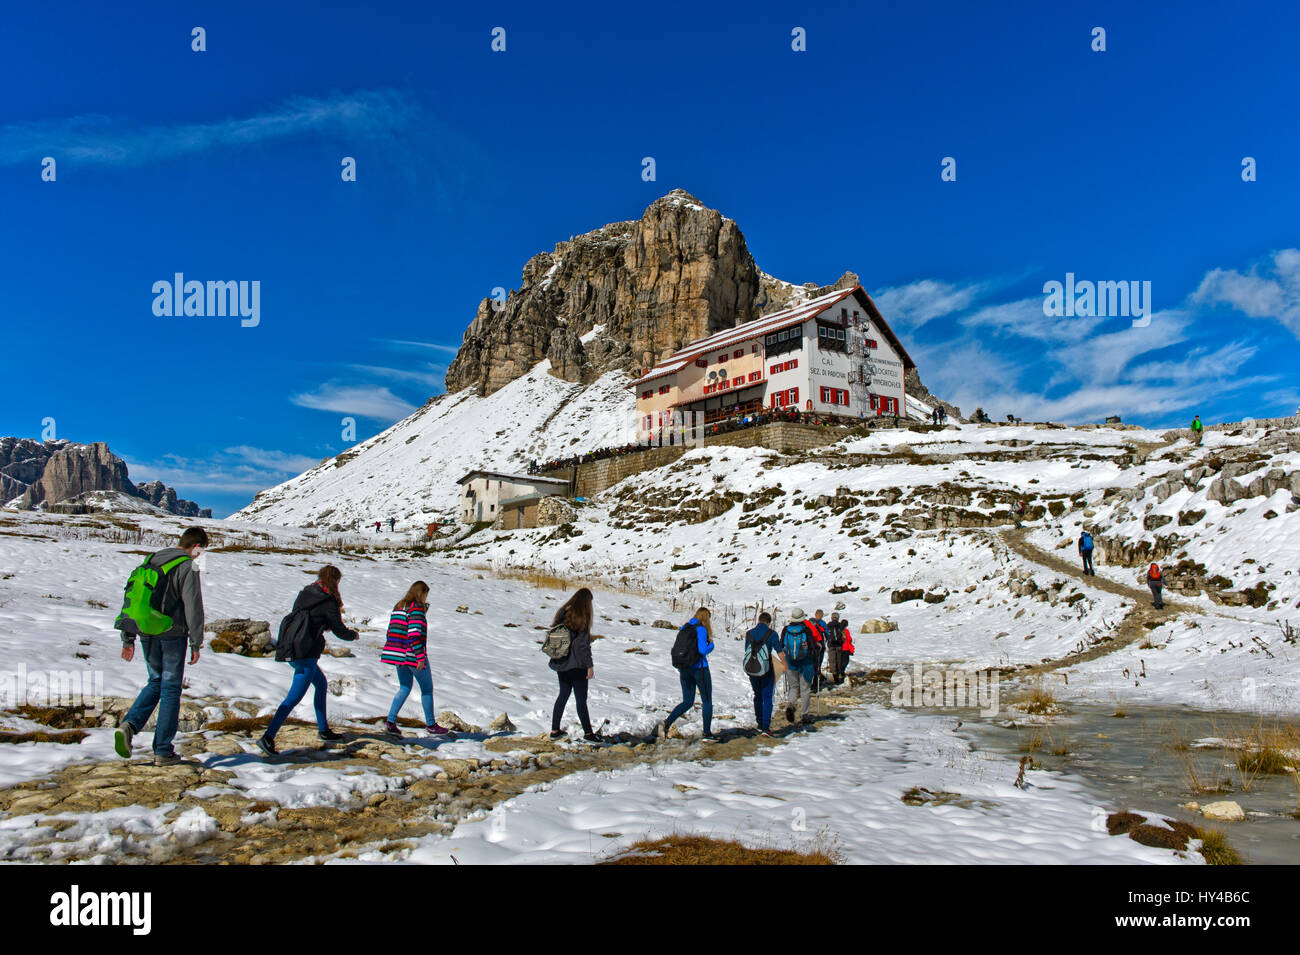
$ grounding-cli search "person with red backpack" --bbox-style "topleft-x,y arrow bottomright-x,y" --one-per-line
1147,562 -> 1164,609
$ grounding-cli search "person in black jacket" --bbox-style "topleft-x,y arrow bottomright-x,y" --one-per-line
258,566 -> 358,756
549,587 -> 598,741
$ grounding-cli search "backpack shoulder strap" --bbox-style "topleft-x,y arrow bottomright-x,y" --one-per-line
159,555 -> 191,574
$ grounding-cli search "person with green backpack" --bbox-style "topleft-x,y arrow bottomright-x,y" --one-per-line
781,609 -> 818,726
113,526 -> 208,766
544,587 -> 597,741
743,612 -> 786,737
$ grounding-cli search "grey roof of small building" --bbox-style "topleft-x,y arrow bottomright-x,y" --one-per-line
456,469 -> 570,487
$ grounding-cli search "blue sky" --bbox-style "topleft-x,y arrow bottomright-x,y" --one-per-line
2,1 -> 1298,516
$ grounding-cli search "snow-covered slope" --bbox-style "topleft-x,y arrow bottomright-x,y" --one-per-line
235,363 -> 637,529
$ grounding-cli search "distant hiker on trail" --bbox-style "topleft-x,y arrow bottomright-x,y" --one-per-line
781,609 -> 818,725
1190,415 -> 1204,446
114,526 -> 208,767
841,623 -> 855,681
659,607 -> 717,741
257,565 -> 358,757
545,588 -> 598,741
1078,529 -> 1095,576
388,517 -> 396,532
939,406 -> 948,425
375,521 -> 381,533
825,612 -> 850,685
1147,562 -> 1165,610
381,581 -> 448,739
1015,499 -> 1026,527
743,612 -> 785,737
809,609 -> 828,693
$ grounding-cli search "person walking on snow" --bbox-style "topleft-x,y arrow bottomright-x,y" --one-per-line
660,607 -> 717,741
548,588 -> 599,741
781,609 -> 818,725
825,612 -> 850,685
1078,529 -> 1096,576
387,516 -> 396,532
114,526 -> 208,766
257,565 -> 358,757
381,581 -> 449,738
743,612 -> 785,736
808,609 -> 828,693
1147,562 -> 1165,609
1190,415 -> 1204,446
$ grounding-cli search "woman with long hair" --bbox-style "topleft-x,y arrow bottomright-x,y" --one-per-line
257,565 -> 358,757
381,581 -> 448,737
659,606 -> 717,741
548,587 -> 598,741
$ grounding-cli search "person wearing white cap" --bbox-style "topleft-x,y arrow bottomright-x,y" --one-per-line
780,609 -> 818,725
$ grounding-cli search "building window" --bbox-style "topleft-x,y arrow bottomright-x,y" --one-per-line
817,324 -> 847,352
748,371 -> 760,382
718,354 -> 727,364
641,390 -> 652,399
695,358 -> 708,368
769,364 -> 779,375
865,338 -> 878,349
751,343 -> 759,353
764,325 -> 801,358
787,387 -> 798,404
732,377 -> 743,387
733,349 -> 743,359
658,385 -> 670,395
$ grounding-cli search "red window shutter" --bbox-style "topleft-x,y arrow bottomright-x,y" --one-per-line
733,349 -> 742,359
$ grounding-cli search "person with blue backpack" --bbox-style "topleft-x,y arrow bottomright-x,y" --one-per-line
781,609 -> 818,725
1078,529 -> 1095,576
658,607 -> 716,741
743,612 -> 786,737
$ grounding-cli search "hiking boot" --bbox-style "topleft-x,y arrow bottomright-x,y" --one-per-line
318,729 -> 343,742
382,720 -> 401,738
784,705 -> 795,724
428,723 -> 451,736
114,722 -> 134,759
759,729 -> 775,739
256,735 -> 277,758
152,752 -> 183,767
549,729 -> 567,740
583,732 -> 602,742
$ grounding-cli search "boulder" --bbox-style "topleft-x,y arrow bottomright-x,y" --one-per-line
1201,800 -> 1245,822
890,588 -> 924,604
860,619 -> 899,633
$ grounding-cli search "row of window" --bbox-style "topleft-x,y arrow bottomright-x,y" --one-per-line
771,388 -> 799,408
820,387 -> 850,406
769,358 -> 798,375
695,344 -> 760,368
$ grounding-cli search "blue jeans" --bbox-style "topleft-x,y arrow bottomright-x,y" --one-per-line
124,635 -> 188,756
387,665 -> 435,725
1081,549 -> 1095,574
665,667 -> 712,734
266,659 -> 329,739
749,671 -> 775,730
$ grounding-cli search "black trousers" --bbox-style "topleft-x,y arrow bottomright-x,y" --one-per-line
552,668 -> 592,734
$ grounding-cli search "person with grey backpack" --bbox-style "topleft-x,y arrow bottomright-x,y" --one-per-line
542,588 -> 597,741
743,612 -> 786,737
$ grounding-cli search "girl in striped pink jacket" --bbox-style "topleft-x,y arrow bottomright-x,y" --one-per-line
382,581 -> 448,737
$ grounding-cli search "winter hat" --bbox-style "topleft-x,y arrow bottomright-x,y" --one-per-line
789,608 -> 806,621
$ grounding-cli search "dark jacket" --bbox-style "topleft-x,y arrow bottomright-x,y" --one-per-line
117,547 -> 205,650
285,583 -> 357,660
549,626 -> 593,673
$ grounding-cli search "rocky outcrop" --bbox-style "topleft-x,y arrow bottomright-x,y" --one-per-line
0,437 -> 209,517
444,190 -> 942,403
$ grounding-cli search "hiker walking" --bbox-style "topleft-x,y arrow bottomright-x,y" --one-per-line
114,526 -> 208,766
1190,415 -> 1204,446
808,609 -> 828,693
659,607 -> 717,741
742,612 -> 785,737
1078,529 -> 1095,576
257,566 -> 358,757
1147,562 -> 1165,609
825,612 -> 849,685
381,581 -> 449,738
547,588 -> 598,741
781,609 -> 818,725
1015,499 -> 1026,527
387,516 -> 396,532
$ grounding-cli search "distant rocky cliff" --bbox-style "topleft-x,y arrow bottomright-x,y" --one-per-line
0,438 -> 210,517
444,190 -> 873,397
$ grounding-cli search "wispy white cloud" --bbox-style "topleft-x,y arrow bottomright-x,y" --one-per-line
873,278 -> 990,331
126,446 -> 327,496
1043,309 -> 1193,388
346,362 -> 446,389
960,297 -> 1105,344
0,89 -> 422,167
380,338 -> 461,355
291,384 -> 415,421
1192,248 -> 1300,338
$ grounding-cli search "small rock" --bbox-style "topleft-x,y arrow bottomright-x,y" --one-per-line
489,712 -> 516,733
455,605 -> 469,614
1201,800 -> 1245,822
652,620 -> 675,629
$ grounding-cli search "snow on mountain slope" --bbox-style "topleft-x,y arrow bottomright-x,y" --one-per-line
234,363 -> 637,529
